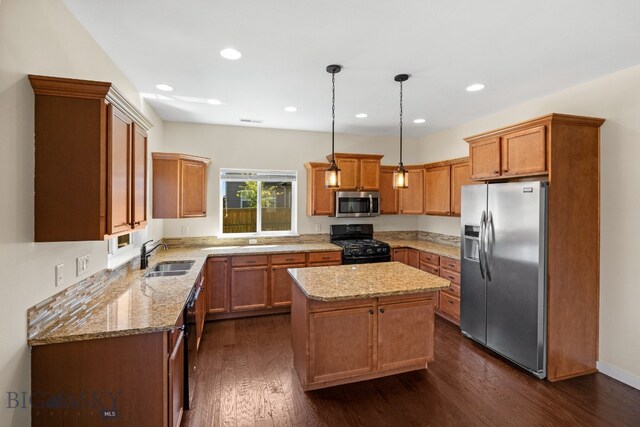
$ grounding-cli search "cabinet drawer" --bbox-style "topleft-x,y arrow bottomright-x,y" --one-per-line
231,255 -> 268,267
439,268 -> 460,285
439,292 -> 460,319
444,283 -> 461,298
419,251 -> 439,266
440,257 -> 460,272
271,253 -> 306,265
419,261 -> 440,276
308,251 -> 342,264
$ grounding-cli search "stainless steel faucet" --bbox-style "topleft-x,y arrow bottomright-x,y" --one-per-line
140,240 -> 168,269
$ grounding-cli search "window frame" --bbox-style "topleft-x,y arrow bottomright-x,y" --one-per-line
219,168 -> 298,238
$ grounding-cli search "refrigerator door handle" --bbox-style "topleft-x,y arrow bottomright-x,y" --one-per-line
479,210 -> 487,279
486,211 -> 494,281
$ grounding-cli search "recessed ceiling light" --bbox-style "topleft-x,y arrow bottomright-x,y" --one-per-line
207,99 -> 222,105
355,113 -> 368,118
220,48 -> 242,60
466,83 -> 485,92
284,106 -> 297,112
155,83 -> 173,92
413,118 -> 426,124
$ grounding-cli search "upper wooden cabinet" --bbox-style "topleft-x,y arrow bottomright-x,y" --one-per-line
467,121 -> 548,180
424,158 -> 472,217
326,153 -> 384,191
29,75 -> 153,242
304,162 -> 335,216
398,166 -> 425,214
379,166 -> 399,214
152,153 -> 211,218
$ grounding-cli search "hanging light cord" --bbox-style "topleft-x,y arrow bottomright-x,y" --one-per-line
399,80 -> 404,165
331,71 -> 336,157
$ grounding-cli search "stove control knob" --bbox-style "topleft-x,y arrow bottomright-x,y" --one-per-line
366,248 -> 374,254
382,247 -> 388,253
377,248 -> 382,253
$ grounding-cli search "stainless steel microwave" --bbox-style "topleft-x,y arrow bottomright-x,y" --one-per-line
335,191 -> 380,217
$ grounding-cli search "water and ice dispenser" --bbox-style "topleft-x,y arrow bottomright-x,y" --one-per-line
463,225 -> 481,262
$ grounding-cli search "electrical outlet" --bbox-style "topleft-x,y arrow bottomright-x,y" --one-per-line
248,239 -> 258,244
182,225 -> 190,235
76,255 -> 89,276
55,264 -> 64,287
315,224 -> 322,232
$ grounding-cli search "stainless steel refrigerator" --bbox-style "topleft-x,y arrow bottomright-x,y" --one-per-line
460,181 -> 547,378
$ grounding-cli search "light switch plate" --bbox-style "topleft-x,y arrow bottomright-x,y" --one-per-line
76,255 -> 89,276
248,239 -> 258,244
315,224 -> 322,232
55,264 -> 64,287
182,226 -> 190,235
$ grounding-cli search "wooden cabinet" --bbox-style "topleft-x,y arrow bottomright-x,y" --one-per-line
424,158 -> 471,217
29,75 -> 153,241
292,287 -> 436,391
152,153 -> 211,218
308,251 -> 342,266
392,248 -> 408,264
326,153 -> 384,191
168,328 -> 185,427
425,165 -> 451,216
304,162 -> 335,216
467,123 -> 548,180
195,270 -> 206,349
377,297 -> 435,371
231,256 -> 269,311
309,306 -> 376,383
465,113 -> 606,381
380,166 -> 399,214
399,166 -> 425,214
206,257 -> 229,313
407,248 -> 420,268
270,253 -> 306,307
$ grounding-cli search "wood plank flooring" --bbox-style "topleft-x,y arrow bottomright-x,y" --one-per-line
182,315 -> 640,426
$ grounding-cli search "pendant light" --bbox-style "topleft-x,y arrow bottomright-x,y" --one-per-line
325,64 -> 342,188
393,74 -> 410,189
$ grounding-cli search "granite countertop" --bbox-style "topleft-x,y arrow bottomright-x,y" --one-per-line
288,261 -> 451,302
28,243 -> 342,346
382,239 -> 460,260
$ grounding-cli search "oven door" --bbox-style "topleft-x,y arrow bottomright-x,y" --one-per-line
335,191 -> 380,217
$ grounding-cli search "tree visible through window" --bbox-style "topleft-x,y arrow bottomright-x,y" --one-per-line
220,169 -> 297,235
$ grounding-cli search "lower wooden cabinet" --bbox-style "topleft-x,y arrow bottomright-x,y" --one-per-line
407,248 -> 420,268
293,287 -> 436,391
168,328 -> 185,427
392,248 -> 407,264
206,251 -> 343,316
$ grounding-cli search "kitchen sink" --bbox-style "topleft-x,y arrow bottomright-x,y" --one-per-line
144,260 -> 195,278
144,270 -> 189,278
151,261 -> 195,272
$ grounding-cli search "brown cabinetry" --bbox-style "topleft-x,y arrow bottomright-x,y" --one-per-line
437,256 -> 461,325
271,253 -> 306,307
392,248 -> 407,264
206,258 -> 229,313
168,328 -> 185,427
231,256 -> 269,311
379,166 -> 399,214
424,158 -> 471,217
399,166 -> 425,214
304,162 -> 335,216
326,153 -> 384,191
292,287 -> 436,391
467,124 -> 548,180
29,75 -> 153,241
152,153 -> 211,218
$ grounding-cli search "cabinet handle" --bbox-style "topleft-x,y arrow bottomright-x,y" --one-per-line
494,170 -> 499,174
448,300 -> 454,304
369,309 -> 374,315
503,170 -> 508,173
285,258 -> 295,261
379,308 -> 385,313
246,260 -> 255,264
448,276 -> 455,280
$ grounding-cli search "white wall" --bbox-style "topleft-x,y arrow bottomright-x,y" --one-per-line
0,1 -> 163,425
417,64 -> 640,386
162,122 -> 421,238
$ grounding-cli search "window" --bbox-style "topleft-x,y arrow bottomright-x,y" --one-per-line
220,169 -> 297,236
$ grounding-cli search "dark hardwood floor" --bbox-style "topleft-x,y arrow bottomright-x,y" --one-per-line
182,315 -> 640,426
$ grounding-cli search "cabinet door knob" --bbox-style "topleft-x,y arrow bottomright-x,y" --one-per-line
379,308 -> 385,313
494,170 -> 499,174
369,309 -> 374,315
503,169 -> 508,173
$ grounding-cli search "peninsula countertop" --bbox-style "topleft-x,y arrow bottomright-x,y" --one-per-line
288,261 -> 451,302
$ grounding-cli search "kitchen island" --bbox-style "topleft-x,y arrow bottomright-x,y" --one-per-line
288,261 -> 450,391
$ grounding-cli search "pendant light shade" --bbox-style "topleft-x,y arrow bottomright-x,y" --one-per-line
325,64 -> 342,189
393,74 -> 410,189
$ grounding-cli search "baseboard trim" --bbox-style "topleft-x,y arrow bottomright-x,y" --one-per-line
597,361 -> 640,390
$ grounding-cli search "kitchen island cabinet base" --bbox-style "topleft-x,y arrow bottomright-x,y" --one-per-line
291,284 -> 436,391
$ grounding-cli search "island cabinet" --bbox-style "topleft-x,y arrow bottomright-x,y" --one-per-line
326,153 -> 384,191
31,315 -> 185,427
152,153 -> 211,218
206,251 -> 343,318
29,75 -> 153,241
304,162 -> 335,216
292,286 -> 436,391
425,158 -> 472,217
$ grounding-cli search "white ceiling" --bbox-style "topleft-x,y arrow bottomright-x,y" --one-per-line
63,0 -> 640,137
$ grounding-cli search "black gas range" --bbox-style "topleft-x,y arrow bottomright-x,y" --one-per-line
330,224 -> 391,264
